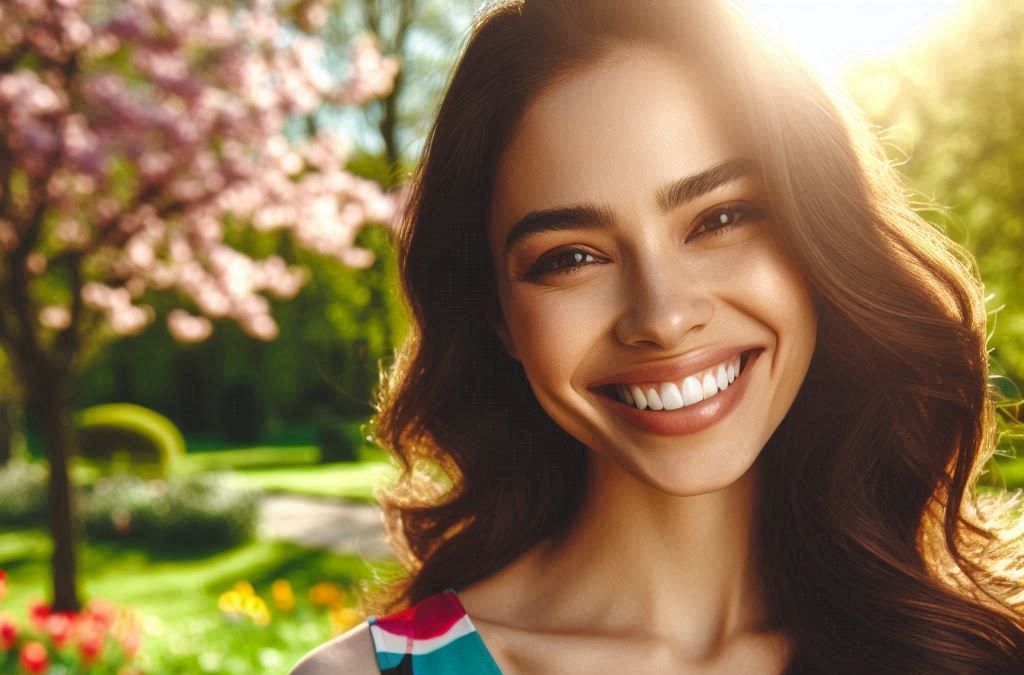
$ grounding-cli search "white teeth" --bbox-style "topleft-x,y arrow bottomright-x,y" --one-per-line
645,387 -> 663,410
701,373 -> 718,398
630,385 -> 648,410
681,376 -> 703,406
659,382 -> 684,410
715,364 -> 728,390
611,352 -> 749,412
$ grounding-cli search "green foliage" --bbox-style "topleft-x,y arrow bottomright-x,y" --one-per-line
75,403 -> 186,478
83,473 -> 260,553
220,379 -> 267,444
72,221 -> 408,438
847,0 -> 1024,389
0,461 -> 47,527
316,417 -> 362,463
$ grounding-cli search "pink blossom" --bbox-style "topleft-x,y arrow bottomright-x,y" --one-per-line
39,306 -> 71,330
167,309 -> 212,343
2,0 -> 400,346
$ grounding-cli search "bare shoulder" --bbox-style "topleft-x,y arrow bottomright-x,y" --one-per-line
290,621 -> 379,675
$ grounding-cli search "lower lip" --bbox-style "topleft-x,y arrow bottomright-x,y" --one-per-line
594,350 -> 761,437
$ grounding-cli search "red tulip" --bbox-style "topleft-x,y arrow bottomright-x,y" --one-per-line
27,601 -> 50,632
85,599 -> 117,631
19,641 -> 48,674
0,569 -> 7,602
77,625 -> 106,664
45,611 -> 74,647
0,612 -> 17,650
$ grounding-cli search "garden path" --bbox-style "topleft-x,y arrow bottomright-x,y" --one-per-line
258,494 -> 393,559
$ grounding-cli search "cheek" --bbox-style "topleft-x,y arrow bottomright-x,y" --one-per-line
504,288 -> 609,390
738,245 -> 818,390
731,237 -> 816,333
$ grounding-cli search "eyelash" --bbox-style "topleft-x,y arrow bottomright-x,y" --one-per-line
523,203 -> 765,281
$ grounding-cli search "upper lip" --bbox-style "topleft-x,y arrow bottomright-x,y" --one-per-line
588,345 -> 761,388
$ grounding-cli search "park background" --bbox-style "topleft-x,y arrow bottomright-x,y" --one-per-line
0,0 -> 1021,673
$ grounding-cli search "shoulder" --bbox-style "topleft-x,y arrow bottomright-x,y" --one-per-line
289,621 -> 379,675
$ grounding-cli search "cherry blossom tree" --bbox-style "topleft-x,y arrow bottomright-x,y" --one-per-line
0,0 -> 398,611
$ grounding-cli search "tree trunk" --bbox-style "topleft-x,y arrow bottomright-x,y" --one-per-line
0,398 -> 17,465
30,377 -> 81,612
378,72 -> 401,170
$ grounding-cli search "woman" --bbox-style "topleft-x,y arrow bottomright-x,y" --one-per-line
294,0 -> 1024,673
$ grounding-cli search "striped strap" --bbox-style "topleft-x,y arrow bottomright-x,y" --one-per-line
367,589 -> 503,674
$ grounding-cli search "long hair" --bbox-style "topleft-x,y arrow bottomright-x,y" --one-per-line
366,1 -> 1024,671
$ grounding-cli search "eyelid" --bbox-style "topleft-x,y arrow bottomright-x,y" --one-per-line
685,200 -> 767,241
522,245 -> 607,281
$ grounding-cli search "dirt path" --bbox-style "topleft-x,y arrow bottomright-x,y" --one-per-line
258,494 -> 393,559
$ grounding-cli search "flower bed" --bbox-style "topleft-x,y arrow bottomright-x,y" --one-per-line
0,569 -> 142,674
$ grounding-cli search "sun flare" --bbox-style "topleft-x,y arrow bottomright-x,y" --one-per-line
737,0 -> 965,81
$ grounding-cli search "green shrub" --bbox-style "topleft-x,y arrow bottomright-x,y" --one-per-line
75,403 -> 186,478
84,473 -> 260,553
316,418 -> 361,463
0,461 -> 47,526
220,380 -> 266,444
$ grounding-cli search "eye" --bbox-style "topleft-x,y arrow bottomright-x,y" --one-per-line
524,247 -> 606,280
687,203 -> 767,242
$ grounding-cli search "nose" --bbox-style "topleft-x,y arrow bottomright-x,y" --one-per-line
614,260 -> 714,349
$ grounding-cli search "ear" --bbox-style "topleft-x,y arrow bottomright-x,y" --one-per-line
485,297 -> 520,361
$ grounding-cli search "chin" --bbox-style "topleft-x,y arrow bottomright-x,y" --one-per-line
602,443 -> 764,498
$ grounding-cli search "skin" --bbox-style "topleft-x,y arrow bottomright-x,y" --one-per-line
292,45 -> 817,675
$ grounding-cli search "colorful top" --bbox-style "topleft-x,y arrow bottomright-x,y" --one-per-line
367,588 -> 503,674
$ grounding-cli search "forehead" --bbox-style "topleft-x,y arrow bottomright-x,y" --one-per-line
489,46 -> 751,242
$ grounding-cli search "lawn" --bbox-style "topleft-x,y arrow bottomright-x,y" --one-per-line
177,442 -> 397,503
230,461 -> 397,502
0,529 -> 401,674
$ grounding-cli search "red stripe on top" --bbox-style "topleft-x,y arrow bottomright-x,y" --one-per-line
373,591 -> 466,640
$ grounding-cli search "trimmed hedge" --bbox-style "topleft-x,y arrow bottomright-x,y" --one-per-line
75,403 -> 186,478
83,472 -> 260,553
0,461 -> 48,526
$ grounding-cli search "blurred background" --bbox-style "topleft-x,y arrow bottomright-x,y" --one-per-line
0,0 -> 1020,673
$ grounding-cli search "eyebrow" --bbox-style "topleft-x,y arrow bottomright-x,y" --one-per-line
503,157 -> 757,253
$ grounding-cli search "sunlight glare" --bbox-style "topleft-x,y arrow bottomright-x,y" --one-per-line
737,0 -> 965,80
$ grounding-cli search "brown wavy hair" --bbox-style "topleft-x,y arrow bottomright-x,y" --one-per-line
364,0 -> 1024,672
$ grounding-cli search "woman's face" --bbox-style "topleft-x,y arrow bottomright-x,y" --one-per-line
487,47 -> 818,496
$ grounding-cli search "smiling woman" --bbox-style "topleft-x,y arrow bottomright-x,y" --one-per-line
292,1 -> 1024,674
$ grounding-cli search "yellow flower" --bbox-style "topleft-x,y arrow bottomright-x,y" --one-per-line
243,596 -> 271,626
218,591 -> 245,619
271,579 -> 295,612
309,582 -> 345,608
328,607 -> 361,635
220,586 -> 272,626
233,580 -> 256,598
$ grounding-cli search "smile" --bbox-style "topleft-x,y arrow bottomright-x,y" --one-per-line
607,351 -> 750,411
593,349 -> 760,437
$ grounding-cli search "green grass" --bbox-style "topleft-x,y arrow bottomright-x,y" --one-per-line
180,445 -> 322,472
231,461 -> 397,502
0,529 -> 401,674
174,423 -> 323,453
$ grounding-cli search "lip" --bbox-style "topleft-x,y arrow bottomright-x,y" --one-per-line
589,344 -> 761,389
592,348 -> 762,436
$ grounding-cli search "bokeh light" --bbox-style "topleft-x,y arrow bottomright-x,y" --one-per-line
738,0 -> 965,79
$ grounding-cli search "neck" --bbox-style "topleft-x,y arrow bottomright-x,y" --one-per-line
523,454 -> 768,656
